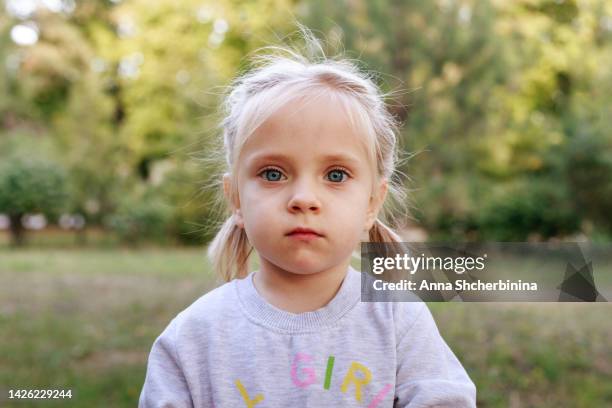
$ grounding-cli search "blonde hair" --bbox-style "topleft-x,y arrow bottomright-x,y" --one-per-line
206,25 -> 409,282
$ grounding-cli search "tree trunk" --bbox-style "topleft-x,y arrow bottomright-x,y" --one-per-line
9,213 -> 25,247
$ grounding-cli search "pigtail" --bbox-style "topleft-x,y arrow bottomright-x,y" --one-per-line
206,215 -> 253,282
369,218 -> 403,243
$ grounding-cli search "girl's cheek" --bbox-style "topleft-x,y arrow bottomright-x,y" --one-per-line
242,181 -> 269,199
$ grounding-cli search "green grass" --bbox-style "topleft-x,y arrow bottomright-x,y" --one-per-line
0,247 -> 216,407
428,302 -> 612,407
0,248 -> 610,407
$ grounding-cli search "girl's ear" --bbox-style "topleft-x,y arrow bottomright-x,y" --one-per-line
223,173 -> 244,228
365,179 -> 388,231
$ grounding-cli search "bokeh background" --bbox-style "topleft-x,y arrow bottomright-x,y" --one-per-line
1,0 -> 611,406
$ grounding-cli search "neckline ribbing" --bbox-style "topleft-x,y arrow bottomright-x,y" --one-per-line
235,266 -> 361,333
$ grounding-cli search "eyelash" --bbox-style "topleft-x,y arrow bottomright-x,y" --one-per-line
258,166 -> 351,183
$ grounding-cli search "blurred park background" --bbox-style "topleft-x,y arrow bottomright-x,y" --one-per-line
0,0 -> 611,406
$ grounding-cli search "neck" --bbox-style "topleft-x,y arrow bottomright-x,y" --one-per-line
253,257 -> 351,314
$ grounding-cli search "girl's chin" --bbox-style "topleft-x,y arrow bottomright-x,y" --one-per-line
273,258 -> 326,275
282,260 -> 320,273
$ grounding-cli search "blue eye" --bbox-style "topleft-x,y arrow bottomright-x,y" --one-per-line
327,168 -> 348,183
261,168 -> 284,181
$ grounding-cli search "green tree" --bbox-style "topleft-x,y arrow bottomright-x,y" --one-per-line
0,157 -> 70,245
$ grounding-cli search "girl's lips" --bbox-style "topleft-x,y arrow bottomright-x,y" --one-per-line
287,231 -> 322,241
286,227 -> 323,237
286,227 -> 324,241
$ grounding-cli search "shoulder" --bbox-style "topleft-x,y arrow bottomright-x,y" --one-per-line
365,299 -> 428,340
167,277 -> 243,338
391,301 -> 431,336
355,269 -> 428,336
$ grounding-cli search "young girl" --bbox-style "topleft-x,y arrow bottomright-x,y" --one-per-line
140,28 -> 477,407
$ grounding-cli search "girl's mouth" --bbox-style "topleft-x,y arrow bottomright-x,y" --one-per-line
286,227 -> 324,241
288,231 -> 322,241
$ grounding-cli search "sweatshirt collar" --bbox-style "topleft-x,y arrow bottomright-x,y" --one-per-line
235,266 -> 361,333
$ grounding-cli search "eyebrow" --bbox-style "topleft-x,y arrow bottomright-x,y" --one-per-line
248,152 -> 362,166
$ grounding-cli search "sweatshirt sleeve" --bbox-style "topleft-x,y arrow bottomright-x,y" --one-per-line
139,317 -> 194,408
394,303 -> 477,408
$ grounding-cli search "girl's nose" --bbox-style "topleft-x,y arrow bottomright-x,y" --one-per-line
287,180 -> 321,213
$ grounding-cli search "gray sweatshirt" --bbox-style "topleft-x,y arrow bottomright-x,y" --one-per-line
139,266 -> 477,407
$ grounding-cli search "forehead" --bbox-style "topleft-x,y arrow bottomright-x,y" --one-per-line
239,91 -> 372,163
